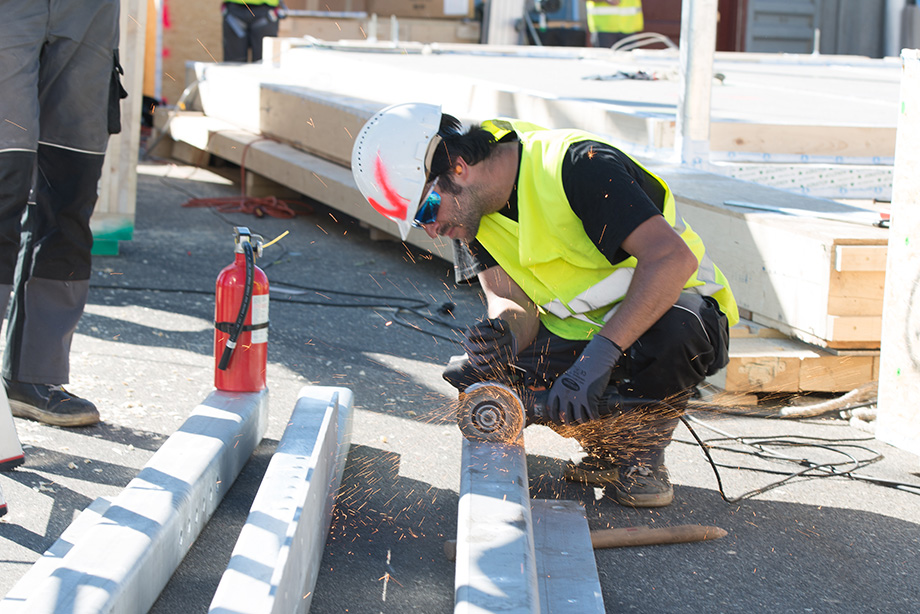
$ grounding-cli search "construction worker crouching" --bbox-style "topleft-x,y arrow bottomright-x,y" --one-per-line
351,103 -> 737,508
586,0 -> 643,48
222,0 -> 284,63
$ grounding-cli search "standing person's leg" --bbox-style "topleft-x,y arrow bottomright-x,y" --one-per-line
0,0 -> 45,320
594,31 -> 628,48
222,3 -> 253,62
248,5 -> 279,63
3,0 -> 120,427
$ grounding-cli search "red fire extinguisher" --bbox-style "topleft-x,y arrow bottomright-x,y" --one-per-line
214,227 -> 269,392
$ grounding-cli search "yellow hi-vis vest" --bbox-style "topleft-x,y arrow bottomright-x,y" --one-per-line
475,118 -> 739,341
586,0 -> 643,35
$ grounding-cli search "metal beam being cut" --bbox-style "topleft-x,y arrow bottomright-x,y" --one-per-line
454,438 -> 605,614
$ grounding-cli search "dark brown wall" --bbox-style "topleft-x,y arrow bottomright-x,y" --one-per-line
640,0 -> 747,51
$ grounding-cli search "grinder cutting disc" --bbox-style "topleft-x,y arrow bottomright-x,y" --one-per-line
457,382 -> 525,443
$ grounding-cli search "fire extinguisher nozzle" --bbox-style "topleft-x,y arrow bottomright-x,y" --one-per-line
217,345 -> 234,371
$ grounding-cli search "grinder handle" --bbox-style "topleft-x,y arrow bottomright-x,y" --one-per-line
527,389 -> 651,424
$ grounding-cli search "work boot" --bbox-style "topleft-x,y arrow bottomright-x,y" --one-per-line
4,380 -> 100,427
564,451 -> 674,508
612,463 -> 673,508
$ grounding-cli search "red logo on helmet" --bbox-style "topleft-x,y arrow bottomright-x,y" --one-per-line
368,155 -> 409,221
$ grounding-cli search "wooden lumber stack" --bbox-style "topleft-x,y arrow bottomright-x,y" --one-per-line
163,42 -> 892,395
653,165 -> 888,351
713,320 -> 879,394
278,13 -> 480,45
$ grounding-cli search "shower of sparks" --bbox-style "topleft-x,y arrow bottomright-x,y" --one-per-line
197,39 -> 218,63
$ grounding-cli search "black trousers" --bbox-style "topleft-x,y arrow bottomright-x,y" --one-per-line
222,3 -> 280,63
0,0 -> 118,385
446,293 -> 730,465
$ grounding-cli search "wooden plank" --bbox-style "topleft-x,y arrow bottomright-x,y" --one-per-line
825,315 -> 883,343
166,113 -> 453,259
835,244 -> 888,271
655,162 -> 888,347
710,123 -> 897,158
159,0 -> 222,105
279,14 -> 481,43
716,336 -> 878,393
749,312 -> 881,351
827,270 -> 885,316
729,320 -> 788,339
260,85 -> 383,167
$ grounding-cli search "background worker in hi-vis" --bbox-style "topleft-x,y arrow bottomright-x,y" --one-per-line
586,0 -> 643,48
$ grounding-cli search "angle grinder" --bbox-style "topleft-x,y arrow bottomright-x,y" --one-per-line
456,381 -> 655,443
456,382 -> 539,443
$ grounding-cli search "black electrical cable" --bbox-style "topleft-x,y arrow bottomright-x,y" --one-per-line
217,239 -> 254,370
677,414 -> 920,502
140,173 -> 470,344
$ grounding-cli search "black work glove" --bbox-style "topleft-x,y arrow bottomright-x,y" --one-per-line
461,318 -> 518,370
547,335 -> 623,425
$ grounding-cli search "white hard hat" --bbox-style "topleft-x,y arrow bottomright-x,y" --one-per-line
351,102 -> 443,240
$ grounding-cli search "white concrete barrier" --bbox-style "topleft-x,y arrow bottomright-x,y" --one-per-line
209,386 -> 354,614
0,389 -> 269,614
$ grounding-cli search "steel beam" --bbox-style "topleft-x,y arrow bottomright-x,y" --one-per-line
455,437 -> 540,613
454,439 -> 606,614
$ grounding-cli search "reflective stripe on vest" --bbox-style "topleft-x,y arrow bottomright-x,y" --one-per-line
476,119 -> 739,340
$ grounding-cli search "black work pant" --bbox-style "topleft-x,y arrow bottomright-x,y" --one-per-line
0,0 -> 119,385
222,3 -> 279,63
446,293 -> 730,465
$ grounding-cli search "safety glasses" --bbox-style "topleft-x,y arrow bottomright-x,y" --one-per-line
413,178 -> 440,227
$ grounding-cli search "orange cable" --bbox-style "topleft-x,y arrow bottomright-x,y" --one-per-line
181,135 -> 313,219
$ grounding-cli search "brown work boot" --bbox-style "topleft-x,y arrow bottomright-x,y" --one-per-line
612,463 -> 673,508
564,451 -> 673,508
4,380 -> 100,427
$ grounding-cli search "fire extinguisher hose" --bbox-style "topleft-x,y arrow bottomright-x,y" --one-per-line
218,240 -> 255,371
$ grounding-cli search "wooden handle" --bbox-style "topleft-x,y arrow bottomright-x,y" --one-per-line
590,525 -> 727,549
444,524 -> 726,560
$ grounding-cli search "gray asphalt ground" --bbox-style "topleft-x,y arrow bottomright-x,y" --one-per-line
1,156 -> 919,613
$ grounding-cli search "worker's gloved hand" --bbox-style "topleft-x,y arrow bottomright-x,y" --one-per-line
547,335 -> 623,425
461,318 -> 518,370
